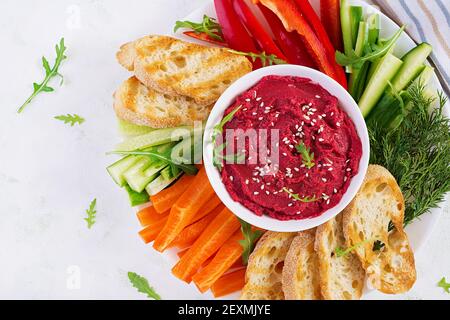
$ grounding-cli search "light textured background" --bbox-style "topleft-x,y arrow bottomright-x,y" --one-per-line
0,0 -> 448,300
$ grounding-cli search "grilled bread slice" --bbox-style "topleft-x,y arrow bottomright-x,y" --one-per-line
241,231 -> 296,300
342,165 -> 416,294
113,77 -> 213,128
315,214 -> 365,300
117,35 -> 252,105
282,230 -> 321,300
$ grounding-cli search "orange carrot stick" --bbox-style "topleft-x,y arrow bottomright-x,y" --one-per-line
178,248 -> 215,268
138,216 -> 169,244
190,193 -> 222,223
171,208 -> 240,282
170,204 -> 225,249
136,206 -> 169,227
153,167 -> 215,252
211,269 -> 246,298
192,230 -> 244,293
150,175 -> 195,213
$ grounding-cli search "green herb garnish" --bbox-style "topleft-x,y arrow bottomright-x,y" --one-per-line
212,105 -> 242,171
295,141 -> 315,169
335,240 -> 370,257
111,149 -> 198,175
369,83 -> 450,225
84,198 -> 97,229
128,272 -> 161,300
228,49 -> 287,67
336,26 -> 405,69
282,188 -> 320,203
238,218 -> 264,265
438,277 -> 450,293
18,38 -> 67,113
174,15 -> 223,41
54,114 -> 85,126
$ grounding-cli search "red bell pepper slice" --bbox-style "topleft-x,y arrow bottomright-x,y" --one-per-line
293,0 -> 347,89
320,0 -> 343,51
183,31 -> 227,46
256,0 -> 339,82
233,0 -> 287,61
258,3 -> 316,68
214,0 -> 261,68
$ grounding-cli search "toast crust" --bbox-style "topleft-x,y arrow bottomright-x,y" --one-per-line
240,231 -> 296,300
342,165 -> 416,294
282,229 -> 321,300
117,35 -> 252,106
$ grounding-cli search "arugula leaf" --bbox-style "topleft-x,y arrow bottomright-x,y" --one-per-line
282,188 -> 320,203
174,15 -> 223,41
111,150 -> 198,175
54,114 -> 85,126
212,105 -> 242,171
295,141 -> 315,169
335,240 -> 370,257
238,218 -> 263,265
128,272 -> 161,300
336,26 -> 405,69
18,38 -> 67,113
438,277 -> 450,293
228,49 -> 287,67
84,198 -> 97,229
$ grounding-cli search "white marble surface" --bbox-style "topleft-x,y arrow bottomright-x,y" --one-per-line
0,0 -> 448,300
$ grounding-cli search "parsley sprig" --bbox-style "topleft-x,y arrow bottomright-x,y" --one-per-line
84,198 -> 97,229
282,188 -> 320,203
54,114 -> 85,126
128,272 -> 161,300
438,277 -> 450,293
174,15 -> 223,41
18,38 -> 67,113
228,49 -> 287,67
212,105 -> 242,171
295,141 -> 315,169
238,218 -> 263,265
335,240 -> 370,257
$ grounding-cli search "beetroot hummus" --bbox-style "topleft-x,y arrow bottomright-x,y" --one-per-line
218,75 -> 362,220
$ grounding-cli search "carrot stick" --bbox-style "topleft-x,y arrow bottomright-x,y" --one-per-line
150,174 -> 195,213
191,193 -> 222,223
171,208 -> 240,282
192,230 -> 244,293
178,248 -> 215,268
136,206 -> 169,227
169,204 -> 224,249
211,268 -> 246,298
154,167 -> 215,252
138,216 -> 169,244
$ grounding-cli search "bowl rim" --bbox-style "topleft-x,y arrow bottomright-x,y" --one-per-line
203,64 -> 370,232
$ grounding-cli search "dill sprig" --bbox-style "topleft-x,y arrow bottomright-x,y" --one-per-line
369,83 -> 450,225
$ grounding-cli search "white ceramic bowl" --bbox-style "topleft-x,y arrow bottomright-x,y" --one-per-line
203,65 -> 370,232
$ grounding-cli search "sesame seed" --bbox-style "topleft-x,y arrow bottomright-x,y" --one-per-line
229,176 -> 234,181
258,117 -> 263,121
346,168 -> 351,172
328,168 -> 333,171
294,167 -> 299,172
260,102 -> 265,107
245,179 -> 249,185
318,138 -> 325,142
344,176 -> 348,182
326,199 -> 330,205
306,173 -> 309,177
288,203 -> 293,207
256,97 -> 262,101
303,115 -> 310,121
336,122 -> 341,127
266,191 -> 270,195
252,112 -> 257,115
334,188 -> 337,193
282,153 -> 287,156
254,191 -> 259,195
322,178 -> 327,182
315,95 -> 321,99
261,185 -> 265,190
245,98 -> 250,102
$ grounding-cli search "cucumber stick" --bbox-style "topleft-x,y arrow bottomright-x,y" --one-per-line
146,172 -> 182,196
124,184 -> 149,207
116,126 -> 193,151
390,43 -> 432,92
349,21 -> 368,97
117,118 -> 155,137
359,53 -> 403,117
350,6 -> 364,48
107,155 -> 140,186
340,0 -> 353,57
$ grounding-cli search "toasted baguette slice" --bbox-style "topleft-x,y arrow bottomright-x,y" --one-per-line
282,229 -> 321,300
342,165 -> 416,294
240,232 -> 296,300
117,35 -> 252,105
114,77 -> 212,128
315,214 -> 365,300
